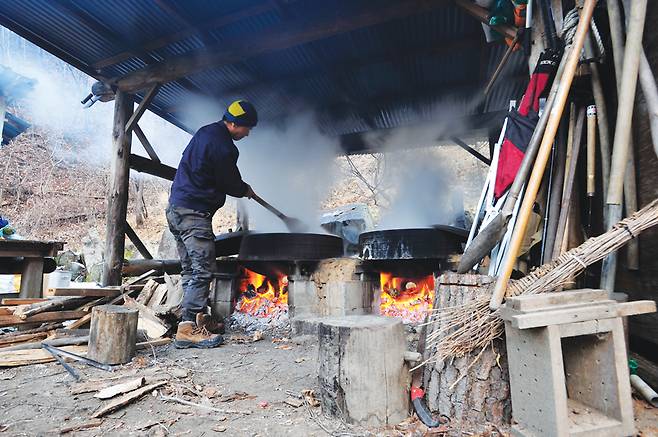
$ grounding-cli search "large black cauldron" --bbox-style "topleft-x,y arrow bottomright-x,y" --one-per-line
359,226 -> 466,261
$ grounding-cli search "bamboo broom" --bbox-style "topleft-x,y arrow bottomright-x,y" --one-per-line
425,197 -> 658,363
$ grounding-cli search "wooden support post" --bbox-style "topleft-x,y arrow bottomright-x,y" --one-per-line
124,83 -> 161,133
125,222 -> 153,259
19,258 -> 44,298
88,305 -> 138,365
102,91 -> 134,286
133,124 -> 161,163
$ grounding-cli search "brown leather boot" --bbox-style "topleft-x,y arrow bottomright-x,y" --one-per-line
196,313 -> 225,334
174,321 -> 223,349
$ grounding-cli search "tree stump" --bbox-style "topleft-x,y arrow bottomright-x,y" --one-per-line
318,315 -> 410,426
424,273 -> 511,428
88,305 -> 139,365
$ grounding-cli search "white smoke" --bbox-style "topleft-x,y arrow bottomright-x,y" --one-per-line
237,114 -> 340,232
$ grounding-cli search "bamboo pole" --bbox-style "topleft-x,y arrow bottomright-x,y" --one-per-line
586,105 -> 596,197
601,0 -> 648,291
490,0 -> 597,310
639,50 -> 658,156
542,112 -> 568,262
606,0 -> 640,271
586,35 -> 611,199
553,107 -> 586,260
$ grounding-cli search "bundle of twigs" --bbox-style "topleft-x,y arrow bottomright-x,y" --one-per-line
426,197 -> 658,363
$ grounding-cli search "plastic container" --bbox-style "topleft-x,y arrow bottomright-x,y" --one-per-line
49,269 -> 72,288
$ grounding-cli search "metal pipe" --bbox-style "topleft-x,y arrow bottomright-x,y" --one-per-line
630,374 -> 658,408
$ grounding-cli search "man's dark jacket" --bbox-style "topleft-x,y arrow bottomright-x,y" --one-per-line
169,122 -> 249,213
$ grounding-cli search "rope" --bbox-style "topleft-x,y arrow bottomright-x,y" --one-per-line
562,7 -> 605,59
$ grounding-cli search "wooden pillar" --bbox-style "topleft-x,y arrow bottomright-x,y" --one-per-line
19,258 -> 45,298
102,91 -> 133,286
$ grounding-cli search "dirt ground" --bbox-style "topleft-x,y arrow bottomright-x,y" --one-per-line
0,332 -> 430,437
1,329 -> 658,437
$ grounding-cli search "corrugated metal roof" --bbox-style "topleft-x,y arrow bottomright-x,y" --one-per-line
0,0 -> 529,153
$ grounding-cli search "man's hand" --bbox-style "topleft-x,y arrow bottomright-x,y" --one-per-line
244,184 -> 256,199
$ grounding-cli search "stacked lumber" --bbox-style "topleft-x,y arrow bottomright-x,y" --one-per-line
0,270 -> 179,367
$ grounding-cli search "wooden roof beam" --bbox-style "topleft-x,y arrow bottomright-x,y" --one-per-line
112,0 -> 451,93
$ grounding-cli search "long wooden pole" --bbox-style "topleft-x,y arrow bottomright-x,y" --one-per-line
102,91 -> 134,286
601,0 -> 648,291
553,107 -> 586,260
490,0 -> 597,310
639,50 -> 658,157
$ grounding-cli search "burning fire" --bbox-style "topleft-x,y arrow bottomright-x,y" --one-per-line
379,273 -> 435,323
236,268 -> 288,318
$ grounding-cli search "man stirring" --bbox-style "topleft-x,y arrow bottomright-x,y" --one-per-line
167,100 -> 257,348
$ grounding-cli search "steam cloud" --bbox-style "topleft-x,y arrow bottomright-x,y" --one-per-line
237,114 -> 340,233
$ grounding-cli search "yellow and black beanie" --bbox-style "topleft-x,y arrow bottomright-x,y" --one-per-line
223,100 -> 258,127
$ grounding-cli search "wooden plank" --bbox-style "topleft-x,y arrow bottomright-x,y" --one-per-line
508,289 -> 609,311
0,311 -> 88,328
0,332 -> 48,347
509,304 -> 617,329
133,124 -> 161,163
114,0 -> 452,92
1,298 -> 48,305
616,300 -> 656,317
0,307 -> 14,315
0,345 -> 87,367
49,288 -> 121,297
102,90 -> 133,286
125,83 -> 161,133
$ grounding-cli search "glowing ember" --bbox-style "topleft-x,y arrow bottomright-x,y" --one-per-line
379,272 -> 435,323
236,268 -> 288,318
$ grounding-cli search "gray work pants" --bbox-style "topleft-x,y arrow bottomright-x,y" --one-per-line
166,204 -> 215,322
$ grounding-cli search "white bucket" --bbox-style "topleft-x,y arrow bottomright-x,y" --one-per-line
49,269 -> 72,288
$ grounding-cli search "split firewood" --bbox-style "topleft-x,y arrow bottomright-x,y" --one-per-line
0,311 -> 88,328
146,284 -> 168,308
95,377 -> 145,399
13,297 -> 85,319
122,297 -> 169,339
70,367 -> 167,394
51,419 -> 103,434
92,381 -> 167,418
49,287 -> 121,298
284,397 -> 304,408
160,395 -> 252,415
136,279 -> 159,305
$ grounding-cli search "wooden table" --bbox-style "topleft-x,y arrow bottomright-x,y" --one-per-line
0,240 -> 64,298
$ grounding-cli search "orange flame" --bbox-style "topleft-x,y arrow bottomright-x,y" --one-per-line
236,268 -> 288,317
379,272 -> 434,323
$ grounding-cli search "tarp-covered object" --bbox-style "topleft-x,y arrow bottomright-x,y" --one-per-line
494,49 -> 561,199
